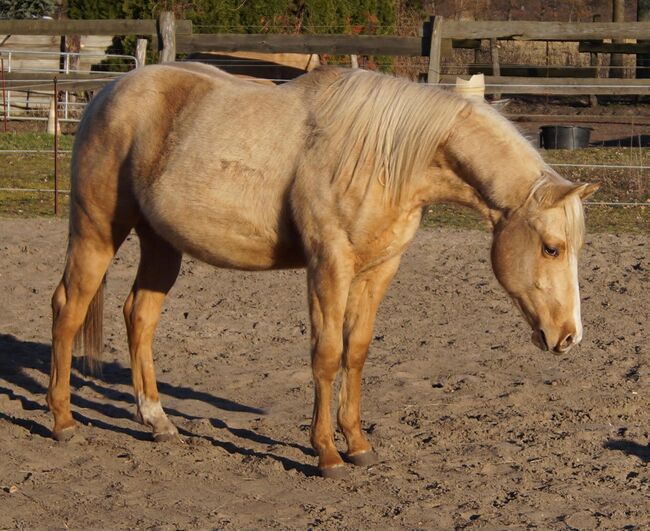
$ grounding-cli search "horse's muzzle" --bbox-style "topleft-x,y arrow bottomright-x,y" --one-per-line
532,328 -> 578,353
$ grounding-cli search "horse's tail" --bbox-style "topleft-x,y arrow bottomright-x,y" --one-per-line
73,274 -> 106,375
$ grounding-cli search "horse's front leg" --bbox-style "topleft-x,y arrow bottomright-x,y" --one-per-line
307,253 -> 354,478
338,256 -> 401,466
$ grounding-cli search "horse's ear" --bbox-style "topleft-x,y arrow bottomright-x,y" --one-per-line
575,182 -> 600,201
533,181 -> 599,207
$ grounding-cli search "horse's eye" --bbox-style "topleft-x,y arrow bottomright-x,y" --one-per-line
543,245 -> 559,257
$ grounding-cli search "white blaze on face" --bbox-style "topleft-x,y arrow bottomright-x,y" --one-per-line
570,251 -> 583,345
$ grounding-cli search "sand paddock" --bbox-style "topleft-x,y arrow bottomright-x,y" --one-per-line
0,218 -> 648,528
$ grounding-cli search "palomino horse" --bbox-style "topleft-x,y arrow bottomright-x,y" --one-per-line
48,63 -> 598,478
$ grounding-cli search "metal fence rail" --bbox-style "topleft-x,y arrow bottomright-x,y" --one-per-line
0,49 -> 136,123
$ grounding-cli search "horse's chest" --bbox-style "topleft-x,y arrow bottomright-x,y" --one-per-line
353,210 -> 421,270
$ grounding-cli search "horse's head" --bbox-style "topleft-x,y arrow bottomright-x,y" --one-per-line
490,180 -> 599,353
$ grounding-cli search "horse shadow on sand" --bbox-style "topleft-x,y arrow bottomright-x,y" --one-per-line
0,333 -> 318,476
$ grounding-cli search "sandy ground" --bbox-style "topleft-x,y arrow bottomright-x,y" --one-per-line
0,218 -> 648,529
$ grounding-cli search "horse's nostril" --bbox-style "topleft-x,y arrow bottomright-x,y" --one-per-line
557,334 -> 574,352
539,330 -> 548,351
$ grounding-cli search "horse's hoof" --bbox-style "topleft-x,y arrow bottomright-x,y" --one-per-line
348,450 -> 379,467
319,465 -> 348,480
153,432 -> 180,443
52,426 -> 76,442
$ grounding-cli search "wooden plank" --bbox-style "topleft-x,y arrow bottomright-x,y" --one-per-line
489,38 -> 501,99
469,64 -> 598,78
176,33 -> 423,56
440,21 -> 650,41
579,41 -> 650,54
0,19 -> 192,36
440,75 -> 650,95
427,16 -> 443,84
506,114 -> 650,125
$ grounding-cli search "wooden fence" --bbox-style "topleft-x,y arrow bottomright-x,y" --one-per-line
2,15 -> 650,96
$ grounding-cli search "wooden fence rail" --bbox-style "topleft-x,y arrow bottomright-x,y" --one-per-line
176,33 -> 424,56
440,20 -> 650,41
0,19 -> 192,36
2,15 -> 650,96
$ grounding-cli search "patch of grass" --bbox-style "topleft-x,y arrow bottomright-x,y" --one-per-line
422,204 -> 486,231
543,147 -> 650,204
0,132 -> 74,151
0,132 -> 73,217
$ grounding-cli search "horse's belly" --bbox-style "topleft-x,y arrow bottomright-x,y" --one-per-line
138,173 -> 305,271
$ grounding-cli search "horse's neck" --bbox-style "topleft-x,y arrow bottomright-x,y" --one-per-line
441,106 -> 543,214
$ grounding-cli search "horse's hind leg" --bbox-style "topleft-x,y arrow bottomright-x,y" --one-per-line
123,222 -> 181,441
338,256 -> 400,466
49,227 -> 128,440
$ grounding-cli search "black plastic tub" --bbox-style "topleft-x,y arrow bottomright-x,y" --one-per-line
539,125 -> 592,149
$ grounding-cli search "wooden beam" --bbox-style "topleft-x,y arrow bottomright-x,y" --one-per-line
610,0 -> 626,78
427,16 -> 443,84
639,0 -> 650,78
136,38 -> 147,68
0,19 -> 192,36
507,114 -> 650,125
440,75 -> 650,95
440,21 -> 650,41
468,64 -> 598,78
490,38 -> 501,99
176,33 -> 423,56
579,41 -> 650,54
158,12 -> 176,63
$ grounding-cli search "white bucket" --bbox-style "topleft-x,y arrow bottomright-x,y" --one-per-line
454,74 -> 485,101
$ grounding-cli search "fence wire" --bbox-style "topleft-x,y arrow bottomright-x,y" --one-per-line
1,71 -> 649,213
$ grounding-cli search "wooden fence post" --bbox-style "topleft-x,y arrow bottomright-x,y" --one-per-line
587,15 -> 601,106
136,38 -> 148,68
427,16 -> 443,84
610,0 -> 625,78
158,11 -> 176,63
490,38 -> 501,100
638,0 -> 650,78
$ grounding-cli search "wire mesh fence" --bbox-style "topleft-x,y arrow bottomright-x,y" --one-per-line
0,61 -> 648,227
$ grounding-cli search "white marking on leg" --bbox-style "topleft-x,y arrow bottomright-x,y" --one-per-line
136,392 -> 177,435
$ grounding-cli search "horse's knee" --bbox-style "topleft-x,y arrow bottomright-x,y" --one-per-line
312,333 -> 343,377
344,335 -> 371,370
312,357 -> 340,384
51,282 -> 67,320
123,291 -> 134,324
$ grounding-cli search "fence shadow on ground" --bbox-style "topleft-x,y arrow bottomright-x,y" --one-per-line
603,439 -> 650,463
0,332 -> 318,475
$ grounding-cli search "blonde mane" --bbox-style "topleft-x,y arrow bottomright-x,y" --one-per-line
314,69 -> 469,202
